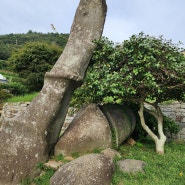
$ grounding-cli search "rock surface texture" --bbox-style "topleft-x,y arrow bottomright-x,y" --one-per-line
55,104 -> 112,156
117,159 -> 146,173
54,103 -> 136,157
100,104 -> 136,146
0,0 -> 107,184
50,154 -> 114,185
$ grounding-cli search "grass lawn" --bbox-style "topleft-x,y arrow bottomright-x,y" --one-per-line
6,92 -> 38,102
5,93 -> 185,185
113,140 -> 185,185
22,140 -> 185,185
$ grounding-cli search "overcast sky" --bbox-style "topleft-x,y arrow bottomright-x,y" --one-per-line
1,0 -> 185,46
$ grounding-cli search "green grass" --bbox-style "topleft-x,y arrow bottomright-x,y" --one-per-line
6,92 -> 38,102
21,140 -> 185,185
0,70 -> 20,82
112,140 -> 185,185
33,163 -> 55,185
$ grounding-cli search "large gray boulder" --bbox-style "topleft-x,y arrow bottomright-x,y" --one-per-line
55,104 -> 112,156
100,104 -> 136,147
50,153 -> 114,185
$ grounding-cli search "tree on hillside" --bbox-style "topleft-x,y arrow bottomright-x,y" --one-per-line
8,42 -> 63,91
0,42 -> 12,61
0,32 -> 69,62
72,33 -> 185,154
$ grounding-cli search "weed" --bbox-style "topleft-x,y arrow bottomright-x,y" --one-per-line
36,162 -> 45,170
71,152 -> 81,158
111,127 -> 118,150
54,154 -> 65,161
20,177 -> 32,185
93,148 -> 102,153
33,169 -> 55,185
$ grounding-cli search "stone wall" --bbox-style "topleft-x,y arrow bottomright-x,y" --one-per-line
0,102 -> 30,128
1,102 -> 185,141
0,102 -> 74,133
160,102 -> 185,141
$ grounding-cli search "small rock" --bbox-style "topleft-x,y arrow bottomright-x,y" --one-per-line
127,138 -> 136,146
117,159 -> 146,173
50,153 -> 114,185
44,160 -> 63,170
64,156 -> 75,161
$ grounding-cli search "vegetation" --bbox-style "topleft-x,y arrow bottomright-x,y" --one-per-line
7,42 -> 63,91
0,89 -> 12,105
132,110 -> 180,142
0,31 -> 68,61
72,33 -> 185,154
112,140 -> 185,185
20,140 -> 185,185
0,31 -> 184,183
0,31 -> 67,103
6,92 -> 38,102
0,71 -> 29,106
0,82 -> 28,95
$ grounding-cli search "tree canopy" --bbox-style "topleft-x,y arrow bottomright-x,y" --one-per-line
72,33 -> 185,154
73,33 -> 185,106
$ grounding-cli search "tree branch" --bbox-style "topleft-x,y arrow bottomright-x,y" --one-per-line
138,100 -> 158,141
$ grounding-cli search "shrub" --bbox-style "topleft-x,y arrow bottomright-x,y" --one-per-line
0,89 -> 12,104
0,82 -> 28,95
8,42 -> 63,92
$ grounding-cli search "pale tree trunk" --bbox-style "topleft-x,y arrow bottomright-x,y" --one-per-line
0,0 -> 107,184
138,100 -> 166,154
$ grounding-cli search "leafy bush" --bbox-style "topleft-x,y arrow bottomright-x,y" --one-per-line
0,82 -> 28,95
72,34 -> 184,148
0,89 -> 12,104
0,60 -> 8,70
132,109 -> 180,141
8,42 -> 63,92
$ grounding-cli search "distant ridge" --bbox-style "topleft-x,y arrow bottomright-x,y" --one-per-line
0,31 -> 69,61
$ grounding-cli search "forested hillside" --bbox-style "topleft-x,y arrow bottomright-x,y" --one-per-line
0,31 -> 69,61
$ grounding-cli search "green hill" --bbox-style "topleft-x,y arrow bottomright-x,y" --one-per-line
0,31 -> 69,61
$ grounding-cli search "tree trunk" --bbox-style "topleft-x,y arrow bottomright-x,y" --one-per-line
0,0 -> 107,184
138,101 -> 166,154
155,136 -> 166,154
155,106 -> 167,154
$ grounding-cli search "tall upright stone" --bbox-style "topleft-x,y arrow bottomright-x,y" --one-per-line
0,0 -> 107,184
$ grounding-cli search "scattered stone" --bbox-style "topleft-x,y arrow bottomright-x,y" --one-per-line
50,153 -> 114,185
44,160 -> 63,170
101,148 -> 121,159
64,156 -> 75,161
117,159 -> 146,174
127,138 -> 136,146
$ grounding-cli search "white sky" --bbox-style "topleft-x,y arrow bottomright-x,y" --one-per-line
0,0 -> 185,46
